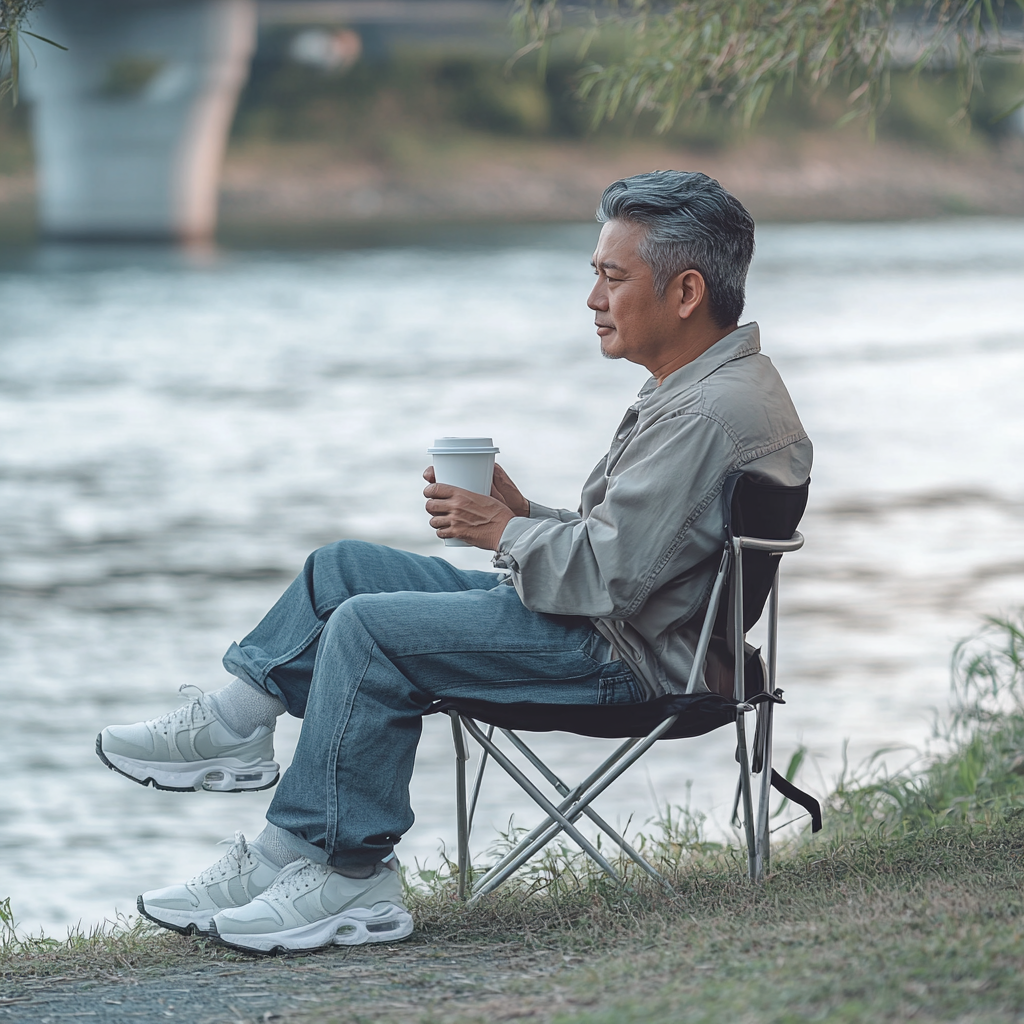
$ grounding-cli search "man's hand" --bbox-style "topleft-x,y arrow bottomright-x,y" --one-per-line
422,462 -> 529,550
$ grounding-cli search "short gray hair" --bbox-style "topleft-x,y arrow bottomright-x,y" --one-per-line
597,171 -> 755,328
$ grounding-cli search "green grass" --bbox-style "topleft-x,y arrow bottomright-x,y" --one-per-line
827,614 -> 1024,837
0,899 -> 237,978
525,826 -> 1024,1024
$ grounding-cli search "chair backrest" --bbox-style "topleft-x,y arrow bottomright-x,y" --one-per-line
713,472 -> 809,637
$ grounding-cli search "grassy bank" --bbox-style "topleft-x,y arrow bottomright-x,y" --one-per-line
2,617 -> 1023,1022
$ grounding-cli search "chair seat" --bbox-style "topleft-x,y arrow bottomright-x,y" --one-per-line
429,691 -> 740,740
429,642 -> 770,740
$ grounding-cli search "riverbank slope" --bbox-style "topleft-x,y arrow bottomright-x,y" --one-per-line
2,821 -> 1022,1023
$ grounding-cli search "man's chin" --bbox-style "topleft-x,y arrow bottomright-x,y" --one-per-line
599,338 -> 622,360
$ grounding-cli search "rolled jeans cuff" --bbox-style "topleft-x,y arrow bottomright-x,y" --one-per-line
222,640 -> 295,711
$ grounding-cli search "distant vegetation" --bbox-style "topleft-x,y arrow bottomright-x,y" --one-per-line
514,0 -> 1024,134
2,27 -> 1022,179
227,33 -> 1024,156
0,0 -> 64,106
0,96 -> 30,173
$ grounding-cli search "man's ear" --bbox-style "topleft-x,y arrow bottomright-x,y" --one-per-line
676,269 -> 706,321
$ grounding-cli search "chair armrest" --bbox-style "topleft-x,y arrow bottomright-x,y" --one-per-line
734,530 -> 804,554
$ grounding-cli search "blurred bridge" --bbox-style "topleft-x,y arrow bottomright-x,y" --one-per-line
23,0 -> 507,242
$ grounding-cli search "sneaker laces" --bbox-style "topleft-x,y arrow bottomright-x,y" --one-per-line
191,831 -> 251,886
261,858 -> 322,902
148,684 -> 212,734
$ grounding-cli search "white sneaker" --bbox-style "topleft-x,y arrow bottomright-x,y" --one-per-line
211,856 -> 413,954
97,685 -> 280,792
138,832 -> 282,935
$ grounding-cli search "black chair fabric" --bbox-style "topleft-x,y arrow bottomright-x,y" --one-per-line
431,691 -> 739,740
712,473 -> 806,634
713,473 -> 809,637
429,647 -> 766,737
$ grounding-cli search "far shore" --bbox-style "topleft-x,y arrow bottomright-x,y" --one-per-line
217,133 -> 1024,227
1,132 -> 1023,245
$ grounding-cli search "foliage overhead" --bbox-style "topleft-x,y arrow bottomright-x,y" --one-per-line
0,0 -> 65,106
511,0 -> 1024,132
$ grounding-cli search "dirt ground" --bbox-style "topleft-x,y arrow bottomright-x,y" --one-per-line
0,936 -> 578,1023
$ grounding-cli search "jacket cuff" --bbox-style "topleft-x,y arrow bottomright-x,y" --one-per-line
491,515 -> 538,569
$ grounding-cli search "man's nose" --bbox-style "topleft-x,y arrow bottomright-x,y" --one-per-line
587,280 -> 608,310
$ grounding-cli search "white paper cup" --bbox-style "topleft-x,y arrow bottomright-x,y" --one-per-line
428,437 -> 499,547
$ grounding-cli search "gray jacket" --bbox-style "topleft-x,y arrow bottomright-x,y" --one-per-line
494,323 -> 812,698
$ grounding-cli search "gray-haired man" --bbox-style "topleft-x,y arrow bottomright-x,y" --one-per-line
98,171 -> 812,954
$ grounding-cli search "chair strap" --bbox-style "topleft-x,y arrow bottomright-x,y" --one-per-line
769,770 -> 822,833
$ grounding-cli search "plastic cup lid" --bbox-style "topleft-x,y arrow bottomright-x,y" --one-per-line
427,436 -> 499,454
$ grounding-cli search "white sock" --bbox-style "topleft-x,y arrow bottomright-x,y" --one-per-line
250,824 -> 302,868
206,678 -> 285,738
250,824 -> 391,878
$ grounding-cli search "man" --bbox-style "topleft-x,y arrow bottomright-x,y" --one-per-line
97,170 -> 811,954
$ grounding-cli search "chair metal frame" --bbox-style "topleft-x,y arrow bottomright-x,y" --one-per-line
446,520 -> 804,903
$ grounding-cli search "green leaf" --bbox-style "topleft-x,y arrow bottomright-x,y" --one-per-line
22,30 -> 68,50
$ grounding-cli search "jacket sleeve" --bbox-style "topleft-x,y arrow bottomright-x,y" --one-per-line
494,411 -> 738,619
525,501 -> 581,523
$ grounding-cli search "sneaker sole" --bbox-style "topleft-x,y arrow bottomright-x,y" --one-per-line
137,894 -> 219,936
210,903 -> 414,955
96,735 -> 280,793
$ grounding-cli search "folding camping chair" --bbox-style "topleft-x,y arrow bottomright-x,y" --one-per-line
429,472 -> 821,903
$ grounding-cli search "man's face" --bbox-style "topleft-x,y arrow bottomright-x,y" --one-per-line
587,219 -> 680,370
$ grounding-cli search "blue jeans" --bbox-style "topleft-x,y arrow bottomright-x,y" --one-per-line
223,540 -> 644,871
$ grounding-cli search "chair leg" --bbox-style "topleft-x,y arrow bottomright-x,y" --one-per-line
755,572 -> 781,876
755,702 -> 775,877
499,729 -> 673,890
467,715 -> 681,901
459,717 -> 626,893
730,536 -> 762,882
467,724 -> 494,834
735,710 -> 759,882
449,712 -> 470,900
468,737 -> 640,896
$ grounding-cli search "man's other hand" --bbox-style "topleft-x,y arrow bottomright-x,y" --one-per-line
422,463 -> 528,550
489,464 -> 530,519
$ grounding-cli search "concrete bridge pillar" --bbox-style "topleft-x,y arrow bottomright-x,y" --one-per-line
23,0 -> 256,241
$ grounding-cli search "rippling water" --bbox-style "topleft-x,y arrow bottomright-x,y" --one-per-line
1,219 -> 1023,936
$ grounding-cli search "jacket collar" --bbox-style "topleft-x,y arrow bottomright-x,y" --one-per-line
636,322 -> 761,402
